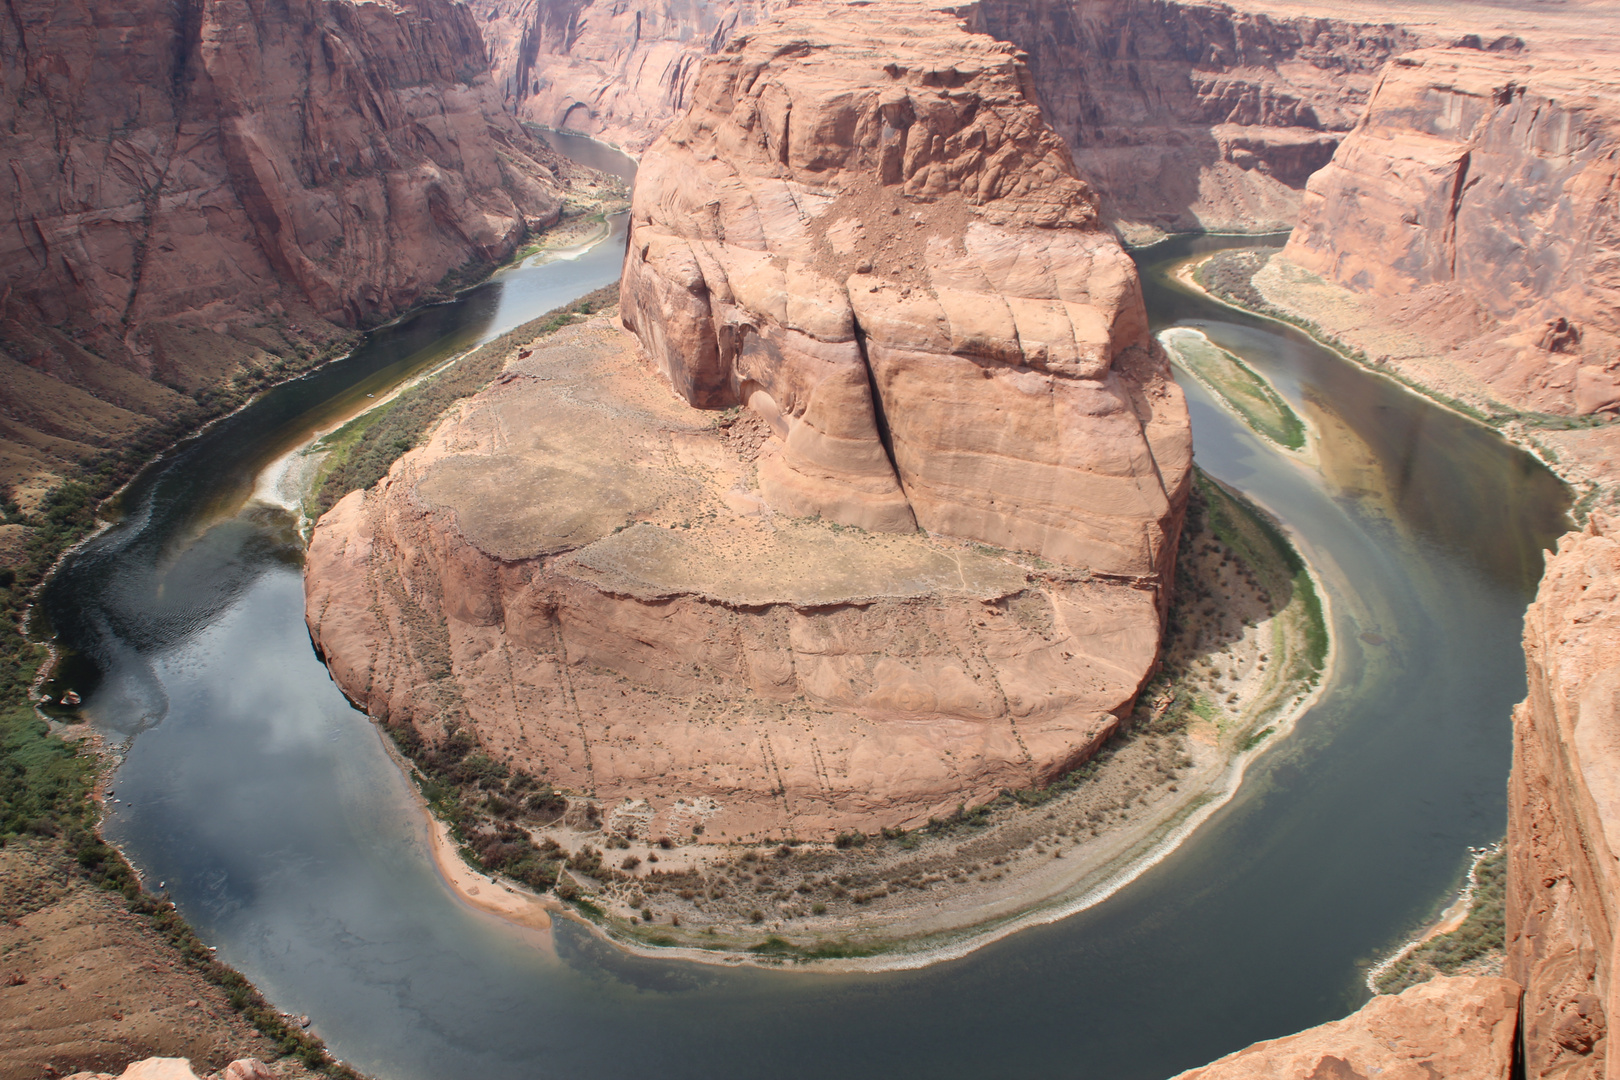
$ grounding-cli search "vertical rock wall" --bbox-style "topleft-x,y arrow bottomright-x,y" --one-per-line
1508,514 -> 1620,1079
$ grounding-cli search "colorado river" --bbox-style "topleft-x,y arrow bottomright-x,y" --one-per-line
40,163 -> 1569,1079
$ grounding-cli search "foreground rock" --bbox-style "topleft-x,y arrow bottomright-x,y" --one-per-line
0,843 -> 309,1080
1508,513 -> 1620,1078
0,0 -> 573,494
1171,976 -> 1522,1080
620,0 -> 1190,577
68,1057 -> 277,1080
307,317 -> 1167,840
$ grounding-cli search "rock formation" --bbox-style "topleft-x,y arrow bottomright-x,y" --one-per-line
967,0 -> 1418,235
306,1 -> 1190,842
1279,45 -> 1620,418
66,1057 -> 276,1080
469,0 -> 785,153
1170,975 -> 1523,1080
0,0 -> 571,493
1507,513 -> 1620,1079
620,0 -> 1190,576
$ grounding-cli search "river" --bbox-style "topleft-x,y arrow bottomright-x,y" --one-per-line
40,145 -> 1569,1077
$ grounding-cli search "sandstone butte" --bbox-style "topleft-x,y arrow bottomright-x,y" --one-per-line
0,0 -> 572,498
304,0 -> 1192,844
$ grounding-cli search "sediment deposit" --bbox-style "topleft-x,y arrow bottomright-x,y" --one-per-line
0,0 -> 575,493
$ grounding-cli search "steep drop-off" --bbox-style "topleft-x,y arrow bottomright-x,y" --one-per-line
0,0 -> 572,495
306,0 -> 1189,844
967,0 -> 1417,236
469,0 -> 784,153
1507,513 -> 1620,1079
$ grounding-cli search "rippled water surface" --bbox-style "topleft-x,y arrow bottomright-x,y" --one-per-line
44,197 -> 1569,1076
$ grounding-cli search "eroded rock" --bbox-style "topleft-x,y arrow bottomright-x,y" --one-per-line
619,0 -> 1190,577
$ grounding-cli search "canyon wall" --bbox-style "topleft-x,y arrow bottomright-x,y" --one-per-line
464,0 -> 1419,236
1279,45 -> 1620,418
1507,513 -> 1620,1080
0,0 -> 570,494
619,0 -> 1190,577
468,0 -> 785,153
967,0 -> 1418,235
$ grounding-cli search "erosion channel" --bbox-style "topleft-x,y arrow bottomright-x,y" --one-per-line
40,178 -> 1570,1078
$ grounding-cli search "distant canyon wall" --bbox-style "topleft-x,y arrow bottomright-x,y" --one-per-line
966,0 -> 1419,234
0,0 -> 568,490
1282,45 -> 1620,418
467,0 -> 786,153
466,0 -> 1419,234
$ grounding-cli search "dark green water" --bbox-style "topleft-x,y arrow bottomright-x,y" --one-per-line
42,214 -> 1568,1079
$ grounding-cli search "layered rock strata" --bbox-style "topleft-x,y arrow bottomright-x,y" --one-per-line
1278,45 -> 1620,419
0,0 -> 572,492
1170,975 -> 1523,1080
306,318 -> 1167,839
469,0 -> 785,153
1507,513 -> 1620,1079
619,1 -> 1191,579
967,0 -> 1419,235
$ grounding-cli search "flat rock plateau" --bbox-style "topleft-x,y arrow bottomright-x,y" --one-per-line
307,0 -> 1193,846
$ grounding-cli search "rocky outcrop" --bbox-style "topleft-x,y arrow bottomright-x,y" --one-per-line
1507,513 -> 1620,1079
468,0 -> 785,153
67,1057 -> 276,1080
1170,975 -> 1523,1080
1281,45 -> 1620,417
306,317 -> 1166,841
967,0 -> 1419,235
0,0 -> 570,492
619,0 -> 1190,578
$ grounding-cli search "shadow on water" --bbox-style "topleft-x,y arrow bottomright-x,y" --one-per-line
46,210 -> 1571,1079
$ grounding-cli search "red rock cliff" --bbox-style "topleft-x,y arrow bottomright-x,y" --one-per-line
0,0 -> 568,489
966,0 -> 1418,235
468,0 -> 786,152
1507,513 -> 1620,1079
1282,45 -> 1620,417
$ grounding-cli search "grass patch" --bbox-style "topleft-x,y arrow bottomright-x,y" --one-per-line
1375,845 -> 1506,994
1161,327 -> 1305,450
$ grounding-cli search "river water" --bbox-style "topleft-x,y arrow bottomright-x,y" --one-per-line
41,146 -> 1569,1077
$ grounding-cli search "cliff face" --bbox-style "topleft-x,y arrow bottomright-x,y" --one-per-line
465,0 -> 1417,235
620,0 -> 1190,577
0,0 -> 568,492
1507,513 -> 1620,1079
1281,46 -> 1620,417
468,0 -> 785,153
968,0 -> 1418,235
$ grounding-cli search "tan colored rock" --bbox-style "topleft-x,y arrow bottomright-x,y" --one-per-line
306,318 -> 1164,840
1171,976 -> 1523,1080
1283,45 -> 1620,418
619,0 -> 1190,578
1508,513 -> 1620,1079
